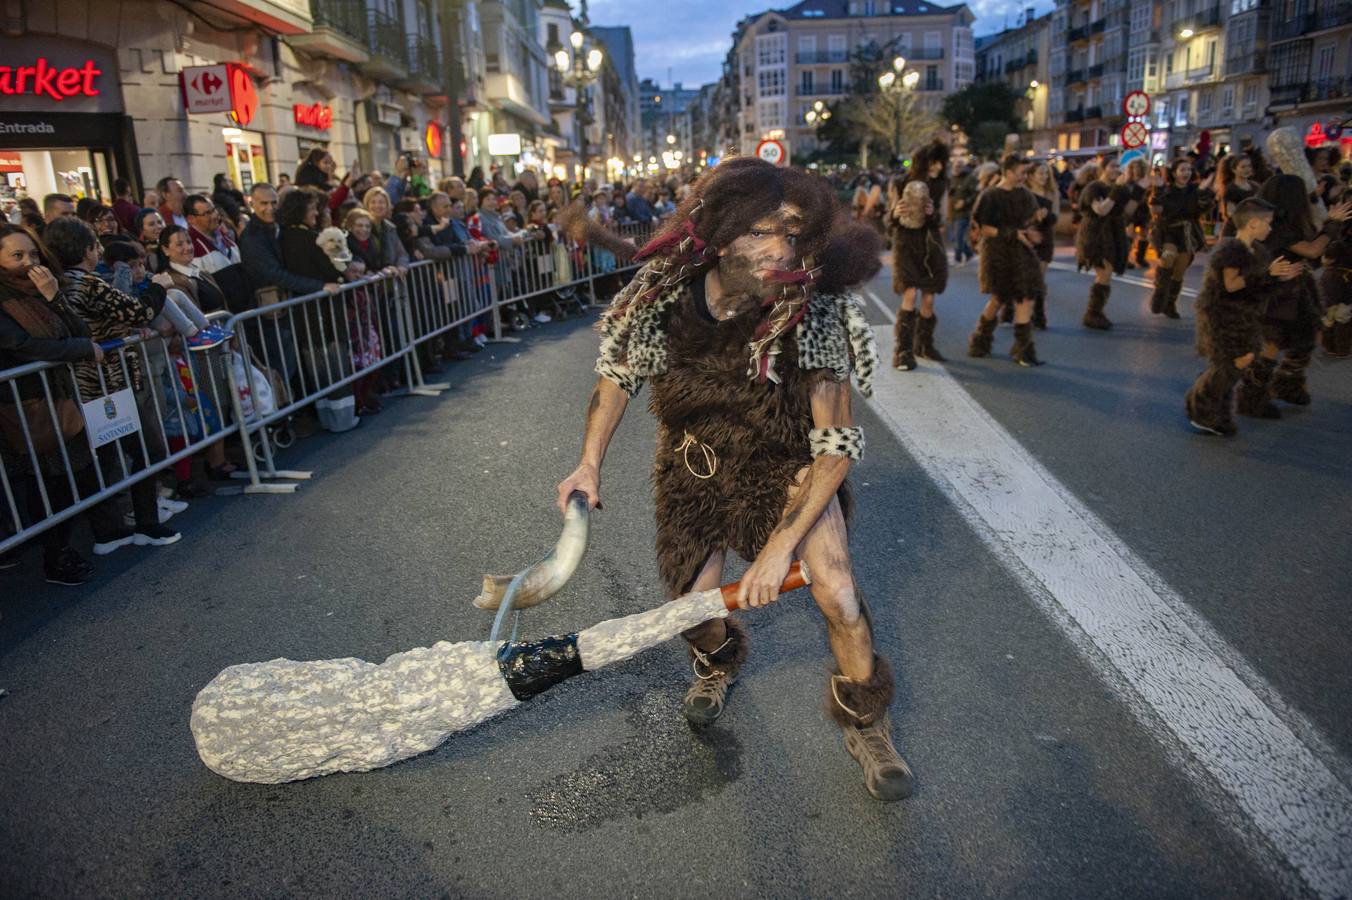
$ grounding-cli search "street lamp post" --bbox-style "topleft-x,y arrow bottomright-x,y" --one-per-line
878,55 -> 920,160
555,23 -> 605,183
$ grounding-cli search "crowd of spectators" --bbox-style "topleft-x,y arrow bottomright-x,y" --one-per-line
1,154 -> 685,592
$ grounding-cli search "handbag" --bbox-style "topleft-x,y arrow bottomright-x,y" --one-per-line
0,396 -> 84,454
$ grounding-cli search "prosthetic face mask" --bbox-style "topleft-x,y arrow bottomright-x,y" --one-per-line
716,203 -> 805,299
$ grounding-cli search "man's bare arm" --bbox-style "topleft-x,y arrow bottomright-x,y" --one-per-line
557,377 -> 630,512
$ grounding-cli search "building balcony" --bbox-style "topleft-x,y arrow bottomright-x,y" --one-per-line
1068,24 -> 1090,42
1272,1 -> 1352,39
1065,107 -> 1085,122
1088,63 -> 1104,78
1067,67 -> 1086,84
1091,18 -> 1107,33
920,78 -> 944,91
359,9 -> 408,79
908,47 -> 945,60
287,0 -> 369,62
1172,5 -> 1222,35
1224,48 -> 1266,76
202,0 -> 311,34
1084,104 -> 1103,119
1164,70 -> 1186,89
1315,1 -> 1352,31
796,85 -> 845,96
1270,77 -> 1349,106
1186,62 -> 1216,82
795,51 -> 850,64
400,36 -> 442,93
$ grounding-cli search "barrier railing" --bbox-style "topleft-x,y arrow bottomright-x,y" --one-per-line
1,219 -> 656,551
1,311 -> 237,555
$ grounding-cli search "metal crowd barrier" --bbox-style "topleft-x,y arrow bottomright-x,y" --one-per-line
0,220 -> 656,551
1,313 -> 237,555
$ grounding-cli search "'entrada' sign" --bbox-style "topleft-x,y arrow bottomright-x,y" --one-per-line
0,58 -> 103,101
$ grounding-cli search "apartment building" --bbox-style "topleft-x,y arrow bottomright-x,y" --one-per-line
974,10 -> 1055,152
726,0 -> 976,159
1265,0 -> 1352,145
1048,0 -> 1131,157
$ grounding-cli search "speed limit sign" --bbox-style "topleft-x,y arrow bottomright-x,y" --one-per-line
755,139 -> 787,167
1123,90 -> 1150,118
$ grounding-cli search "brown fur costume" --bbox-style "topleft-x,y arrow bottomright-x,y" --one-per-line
594,158 -> 880,595
1185,238 -> 1270,429
1075,179 -> 1130,274
973,185 -> 1042,302
886,140 -> 950,295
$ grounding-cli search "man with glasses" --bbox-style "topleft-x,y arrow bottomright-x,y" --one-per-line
184,193 -> 249,313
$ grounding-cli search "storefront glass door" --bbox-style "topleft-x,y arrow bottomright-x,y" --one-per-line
0,147 -> 112,204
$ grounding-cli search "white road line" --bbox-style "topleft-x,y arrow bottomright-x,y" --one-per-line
860,312 -> 1351,898
1048,260 -> 1199,297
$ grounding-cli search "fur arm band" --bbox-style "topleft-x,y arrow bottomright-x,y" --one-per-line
809,426 -> 864,460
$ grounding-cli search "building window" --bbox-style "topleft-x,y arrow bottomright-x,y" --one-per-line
1316,43 -> 1335,80
1269,41 -> 1311,88
758,99 -> 784,128
1131,3 -> 1150,32
1199,89 -> 1212,118
956,61 -> 974,84
798,35 -> 817,56
925,64 -> 939,90
1155,97 -> 1169,128
1221,85 -> 1234,115
896,33 -> 912,55
1128,48 -> 1146,82
923,31 -> 941,51
758,68 -> 785,95
1242,82 -> 1257,109
830,68 -> 844,92
756,33 -> 787,67
828,34 -> 847,60
954,28 -> 972,59
801,70 -> 815,93
1174,94 -> 1189,126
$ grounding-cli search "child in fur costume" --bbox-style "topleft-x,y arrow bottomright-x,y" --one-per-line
967,154 -> 1045,367
885,139 -> 950,370
1237,176 -> 1352,418
557,157 -> 914,802
1075,158 -> 1134,330
1185,199 -> 1301,435
1149,158 -> 1215,318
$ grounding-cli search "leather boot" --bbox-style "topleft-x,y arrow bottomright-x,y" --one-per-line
1032,292 -> 1048,330
892,309 -> 918,371
1236,357 -> 1281,419
1083,282 -> 1113,330
915,313 -> 946,362
1271,351 -> 1312,405
1323,320 -> 1351,359
1163,279 -> 1184,319
967,314 -> 997,358
828,655 -> 913,801
682,618 -> 748,726
1150,272 -> 1172,315
1010,322 -> 1043,367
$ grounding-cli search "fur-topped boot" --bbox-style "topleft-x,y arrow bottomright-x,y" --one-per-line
914,312 -> 946,362
1083,282 -> 1113,330
892,309 -> 918,371
1010,322 -> 1043,367
1271,351 -> 1312,405
1163,279 -> 1184,320
1150,272 -> 1172,315
1236,356 -> 1281,419
828,655 -> 913,801
967,314 -> 997,358
682,618 -> 749,726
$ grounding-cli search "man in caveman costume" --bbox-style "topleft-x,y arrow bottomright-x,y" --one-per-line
557,157 -> 913,800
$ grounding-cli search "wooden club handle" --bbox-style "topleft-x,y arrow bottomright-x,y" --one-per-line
720,560 -> 811,610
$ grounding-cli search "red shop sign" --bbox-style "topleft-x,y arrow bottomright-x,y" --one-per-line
0,58 -> 103,101
294,102 -> 333,130
229,64 -> 258,126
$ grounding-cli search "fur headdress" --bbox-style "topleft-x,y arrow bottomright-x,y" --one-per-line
1267,127 -> 1327,225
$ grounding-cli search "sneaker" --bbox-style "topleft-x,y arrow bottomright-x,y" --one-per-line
203,325 -> 234,342
533,311 -> 552,324
92,529 -> 136,556
124,500 -> 181,527
45,548 -> 93,585
133,524 -> 181,547
159,497 -> 189,515
186,331 -> 225,352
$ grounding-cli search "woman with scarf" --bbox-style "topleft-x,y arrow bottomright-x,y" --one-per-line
0,224 -> 124,584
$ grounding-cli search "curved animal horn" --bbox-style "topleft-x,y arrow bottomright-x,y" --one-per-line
472,492 -> 591,610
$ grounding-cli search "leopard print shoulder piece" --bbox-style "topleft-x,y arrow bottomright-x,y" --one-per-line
596,283 -> 877,399
795,292 -> 878,398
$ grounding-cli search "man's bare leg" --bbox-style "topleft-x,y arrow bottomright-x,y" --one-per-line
678,550 -> 727,651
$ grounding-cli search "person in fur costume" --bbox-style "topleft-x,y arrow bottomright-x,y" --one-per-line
885,139 -> 950,370
556,157 -> 913,801
1185,199 -> 1302,435
1319,215 -> 1352,358
1237,176 -> 1352,417
1026,161 -> 1060,329
1149,158 -> 1215,318
1075,158 -> 1134,330
967,154 -> 1045,367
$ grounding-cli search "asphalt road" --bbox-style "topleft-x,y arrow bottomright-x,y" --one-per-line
2,248 -> 1348,899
